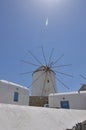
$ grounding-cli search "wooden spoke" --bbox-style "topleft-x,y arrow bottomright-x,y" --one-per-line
28,50 -> 43,66
80,74 -> 86,80
55,76 -> 70,89
55,70 -> 73,78
20,71 -> 33,75
48,48 -> 54,67
41,72 -> 47,96
52,64 -> 72,68
27,71 -> 45,88
41,46 -> 47,65
53,54 -> 64,65
21,60 -> 39,67
49,73 -> 57,93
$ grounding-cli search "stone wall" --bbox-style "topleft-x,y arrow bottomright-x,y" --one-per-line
29,96 -> 48,107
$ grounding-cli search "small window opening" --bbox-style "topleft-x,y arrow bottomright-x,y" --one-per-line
47,80 -> 49,83
14,92 -> 19,102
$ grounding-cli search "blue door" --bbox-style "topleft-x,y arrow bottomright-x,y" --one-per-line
60,101 -> 70,109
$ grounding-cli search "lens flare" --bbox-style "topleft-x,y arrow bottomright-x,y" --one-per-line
45,17 -> 48,26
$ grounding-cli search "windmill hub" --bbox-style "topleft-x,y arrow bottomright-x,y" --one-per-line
45,66 -> 51,72
33,65 -> 53,74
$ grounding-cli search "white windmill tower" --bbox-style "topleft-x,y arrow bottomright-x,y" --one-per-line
21,48 -> 72,96
32,65 -> 57,96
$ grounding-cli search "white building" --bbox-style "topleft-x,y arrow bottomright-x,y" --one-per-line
49,91 -> 86,110
32,66 -> 57,96
0,80 -> 29,106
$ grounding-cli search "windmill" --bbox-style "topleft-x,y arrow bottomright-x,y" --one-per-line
20,48 -> 73,96
79,74 -> 86,92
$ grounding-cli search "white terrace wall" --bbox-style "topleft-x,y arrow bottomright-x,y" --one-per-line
0,80 -> 29,106
49,91 -> 86,110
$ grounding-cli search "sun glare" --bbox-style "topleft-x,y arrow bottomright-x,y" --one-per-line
39,0 -> 61,9
42,0 -> 60,5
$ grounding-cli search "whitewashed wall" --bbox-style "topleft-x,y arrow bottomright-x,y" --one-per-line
0,80 -> 29,106
49,91 -> 86,110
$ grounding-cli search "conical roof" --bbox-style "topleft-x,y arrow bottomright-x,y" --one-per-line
32,65 -> 55,75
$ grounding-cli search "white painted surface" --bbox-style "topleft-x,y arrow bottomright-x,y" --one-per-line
49,91 -> 86,110
0,104 -> 86,130
32,66 -> 57,96
0,80 -> 29,106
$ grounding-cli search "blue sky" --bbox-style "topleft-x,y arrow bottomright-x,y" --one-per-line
0,0 -> 86,94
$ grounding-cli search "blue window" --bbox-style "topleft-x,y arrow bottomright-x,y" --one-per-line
60,101 -> 70,109
14,92 -> 19,102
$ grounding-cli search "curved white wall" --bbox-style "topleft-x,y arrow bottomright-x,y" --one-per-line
32,68 -> 57,96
